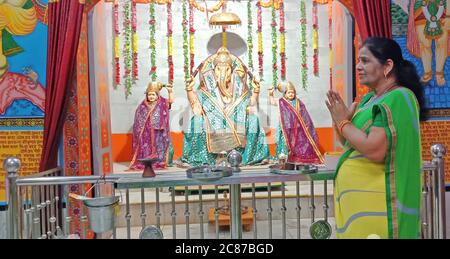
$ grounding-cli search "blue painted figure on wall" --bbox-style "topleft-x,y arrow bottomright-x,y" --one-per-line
0,0 -> 48,118
406,0 -> 450,86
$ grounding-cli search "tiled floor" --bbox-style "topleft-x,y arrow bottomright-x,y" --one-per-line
115,218 -> 336,239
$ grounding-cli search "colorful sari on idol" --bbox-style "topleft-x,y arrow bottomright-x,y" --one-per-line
180,57 -> 269,166
275,97 -> 324,164
334,87 -> 422,239
129,97 -> 173,170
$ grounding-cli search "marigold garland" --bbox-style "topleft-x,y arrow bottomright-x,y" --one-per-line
182,0 -> 190,82
257,1 -> 263,78
279,1 -> 286,80
313,0 -> 319,76
149,2 -> 157,81
300,0 -> 308,90
247,0 -> 254,71
189,0 -> 224,13
189,2 -> 195,74
113,1 -> 120,86
132,1 -> 138,79
167,2 -> 174,83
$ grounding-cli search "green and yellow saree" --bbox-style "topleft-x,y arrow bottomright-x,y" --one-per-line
334,87 -> 422,239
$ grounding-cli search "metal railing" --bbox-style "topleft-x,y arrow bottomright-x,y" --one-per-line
3,144 -> 447,239
113,168 -> 334,239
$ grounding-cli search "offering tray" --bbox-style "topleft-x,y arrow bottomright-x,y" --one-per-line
269,162 -> 318,175
186,165 -> 233,182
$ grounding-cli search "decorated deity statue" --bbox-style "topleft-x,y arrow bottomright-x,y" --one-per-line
129,81 -> 174,170
180,47 -> 269,166
270,81 -> 324,164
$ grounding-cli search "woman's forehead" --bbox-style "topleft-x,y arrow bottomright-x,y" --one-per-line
358,46 -> 372,57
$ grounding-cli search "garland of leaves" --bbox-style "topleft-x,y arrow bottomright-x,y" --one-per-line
189,2 -> 195,74
300,0 -> 308,90
271,4 -> 278,88
167,2 -> 174,83
132,1 -> 138,79
279,1 -> 285,80
257,1 -> 263,78
313,0 -> 319,76
113,1 -> 120,86
182,0 -> 190,82
123,0 -> 133,97
189,0 -> 224,12
247,0 -> 253,71
149,2 -> 157,81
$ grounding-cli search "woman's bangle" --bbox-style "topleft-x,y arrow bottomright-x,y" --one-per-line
338,120 -> 352,135
333,123 -> 340,136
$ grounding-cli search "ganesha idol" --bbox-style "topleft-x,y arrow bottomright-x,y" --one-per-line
179,47 -> 270,166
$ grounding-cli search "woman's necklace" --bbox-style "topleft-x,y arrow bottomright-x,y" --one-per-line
374,83 -> 397,98
363,84 -> 398,108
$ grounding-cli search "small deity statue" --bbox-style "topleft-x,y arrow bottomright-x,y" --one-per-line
270,81 -> 324,164
179,47 -> 269,166
129,81 -> 174,170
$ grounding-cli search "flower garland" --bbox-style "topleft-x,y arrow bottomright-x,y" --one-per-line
167,2 -> 174,83
300,0 -> 308,90
313,0 -> 319,76
189,0 -> 224,12
113,1 -> 120,86
149,2 -> 157,81
182,0 -> 190,82
123,0 -> 133,97
189,1 -> 195,74
247,0 -> 254,71
132,1 -> 138,79
279,0 -> 286,80
328,0 -> 333,90
257,1 -> 263,78
421,0 -> 445,37
271,4 -> 278,88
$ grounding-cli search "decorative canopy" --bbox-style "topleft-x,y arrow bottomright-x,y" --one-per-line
208,11 -> 241,28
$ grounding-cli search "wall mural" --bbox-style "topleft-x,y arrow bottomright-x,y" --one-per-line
393,0 -> 450,116
0,0 -> 47,118
393,0 -> 450,183
0,0 -> 48,204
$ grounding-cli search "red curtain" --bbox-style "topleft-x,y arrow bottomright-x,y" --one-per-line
40,1 -> 84,171
353,0 -> 392,41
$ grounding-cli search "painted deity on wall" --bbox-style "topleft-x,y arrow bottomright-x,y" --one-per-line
269,81 -> 324,164
392,0 -> 450,110
0,0 -> 48,117
179,47 -> 270,166
129,82 -> 174,170
406,0 -> 450,86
